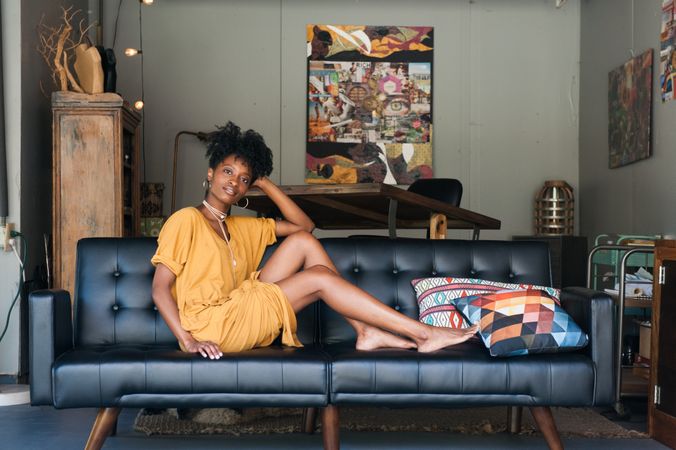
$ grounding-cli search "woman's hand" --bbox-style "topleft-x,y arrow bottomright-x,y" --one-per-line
153,264 -> 226,359
182,335 -> 223,360
252,176 -> 271,188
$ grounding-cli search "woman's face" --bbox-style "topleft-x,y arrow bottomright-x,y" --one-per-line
206,154 -> 252,207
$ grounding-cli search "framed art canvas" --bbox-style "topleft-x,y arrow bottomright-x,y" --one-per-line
306,25 -> 433,184
608,49 -> 653,169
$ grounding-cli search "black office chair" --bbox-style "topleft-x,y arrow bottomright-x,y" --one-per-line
407,178 -> 462,239
349,178 -> 463,239
407,178 -> 463,207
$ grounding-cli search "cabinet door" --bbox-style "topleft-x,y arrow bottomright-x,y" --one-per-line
649,250 -> 676,447
53,111 -> 120,295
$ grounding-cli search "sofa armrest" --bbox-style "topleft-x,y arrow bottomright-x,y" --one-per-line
29,289 -> 73,406
560,287 -> 615,405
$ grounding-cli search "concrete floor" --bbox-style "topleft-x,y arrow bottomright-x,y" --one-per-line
0,403 -> 669,450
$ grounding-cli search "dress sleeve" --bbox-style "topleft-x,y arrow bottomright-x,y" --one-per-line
151,209 -> 195,276
259,217 -> 277,247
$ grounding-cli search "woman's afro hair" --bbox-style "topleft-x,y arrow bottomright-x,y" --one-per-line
205,121 -> 273,181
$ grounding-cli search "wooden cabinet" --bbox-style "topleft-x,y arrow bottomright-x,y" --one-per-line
512,235 -> 587,288
649,240 -> 676,448
52,92 -> 141,295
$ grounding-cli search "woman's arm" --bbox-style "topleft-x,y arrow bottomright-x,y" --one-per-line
253,177 -> 315,236
152,264 -> 223,359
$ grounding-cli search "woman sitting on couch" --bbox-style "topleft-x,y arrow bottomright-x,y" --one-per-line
151,122 -> 478,359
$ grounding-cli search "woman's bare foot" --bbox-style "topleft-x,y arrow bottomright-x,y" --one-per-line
356,326 -> 417,351
416,324 -> 479,353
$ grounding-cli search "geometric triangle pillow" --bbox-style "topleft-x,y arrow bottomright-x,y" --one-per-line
411,277 -> 561,330
452,289 -> 588,357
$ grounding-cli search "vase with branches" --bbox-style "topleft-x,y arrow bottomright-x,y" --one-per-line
37,6 -> 95,93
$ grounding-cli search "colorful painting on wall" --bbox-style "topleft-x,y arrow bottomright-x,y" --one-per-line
660,0 -> 676,101
608,49 -> 653,169
306,25 -> 433,184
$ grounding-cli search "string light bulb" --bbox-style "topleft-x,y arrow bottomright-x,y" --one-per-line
124,48 -> 142,57
141,0 -> 154,5
134,100 -> 144,110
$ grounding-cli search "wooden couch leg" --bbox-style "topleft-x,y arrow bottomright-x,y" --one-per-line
302,407 -> 318,434
507,406 -> 523,433
85,407 -> 121,450
321,405 -> 340,450
530,406 -> 563,450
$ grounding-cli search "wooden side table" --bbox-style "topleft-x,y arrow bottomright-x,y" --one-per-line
512,235 -> 587,288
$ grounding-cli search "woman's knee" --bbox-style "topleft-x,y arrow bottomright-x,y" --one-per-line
305,264 -> 338,285
285,230 -> 319,249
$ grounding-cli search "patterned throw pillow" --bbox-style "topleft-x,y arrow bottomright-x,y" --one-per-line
411,277 -> 561,329
453,289 -> 588,357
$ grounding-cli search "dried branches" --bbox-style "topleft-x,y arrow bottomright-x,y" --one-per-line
37,6 -> 95,92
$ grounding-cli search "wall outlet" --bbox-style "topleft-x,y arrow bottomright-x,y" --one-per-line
0,223 -> 14,252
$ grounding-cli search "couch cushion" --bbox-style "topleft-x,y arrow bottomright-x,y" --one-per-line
325,341 -> 595,407
52,345 -> 329,408
453,289 -> 588,357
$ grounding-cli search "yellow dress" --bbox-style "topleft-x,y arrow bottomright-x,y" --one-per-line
151,207 -> 302,352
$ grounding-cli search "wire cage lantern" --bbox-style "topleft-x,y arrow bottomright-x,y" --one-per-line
534,180 -> 574,236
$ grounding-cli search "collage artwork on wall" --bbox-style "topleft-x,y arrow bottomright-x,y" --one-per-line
607,49 -> 653,169
660,0 -> 676,101
306,24 -> 433,184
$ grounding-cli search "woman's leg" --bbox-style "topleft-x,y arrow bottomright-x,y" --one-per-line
258,231 -> 415,350
259,232 -> 477,352
275,265 -> 477,353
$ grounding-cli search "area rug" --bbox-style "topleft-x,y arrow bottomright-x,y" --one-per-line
134,406 -> 648,439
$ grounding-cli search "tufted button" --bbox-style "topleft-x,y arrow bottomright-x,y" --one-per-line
470,270 -> 476,276
112,304 -> 119,311
394,305 -> 401,311
113,271 -> 121,278
431,271 -> 437,276
353,267 -> 360,273
509,273 -> 515,279
392,269 -> 398,274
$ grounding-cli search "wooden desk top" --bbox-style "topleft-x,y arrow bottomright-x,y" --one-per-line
246,183 -> 501,231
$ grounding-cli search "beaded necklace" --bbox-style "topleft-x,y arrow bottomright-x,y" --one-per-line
202,200 -> 238,282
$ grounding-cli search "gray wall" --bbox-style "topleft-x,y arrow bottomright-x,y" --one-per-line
580,0 -> 676,239
0,0 -> 21,376
102,0 -> 581,240
0,0 -> 88,377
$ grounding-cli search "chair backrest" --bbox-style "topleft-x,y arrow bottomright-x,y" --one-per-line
407,178 -> 463,207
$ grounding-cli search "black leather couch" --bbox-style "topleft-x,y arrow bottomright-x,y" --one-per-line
29,237 -> 615,450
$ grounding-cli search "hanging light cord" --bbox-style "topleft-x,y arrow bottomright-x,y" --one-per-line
112,0 -> 122,49
139,1 -> 147,183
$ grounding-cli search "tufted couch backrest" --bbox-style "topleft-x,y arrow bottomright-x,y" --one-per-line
74,238 -> 174,347
318,238 -> 552,345
73,237 -> 551,348
74,237 -> 318,347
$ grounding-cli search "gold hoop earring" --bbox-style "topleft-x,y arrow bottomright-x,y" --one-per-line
202,179 -> 211,190
237,197 -> 249,209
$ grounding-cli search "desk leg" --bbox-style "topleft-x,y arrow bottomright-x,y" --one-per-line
388,199 -> 398,239
430,213 -> 447,240
472,226 -> 480,240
